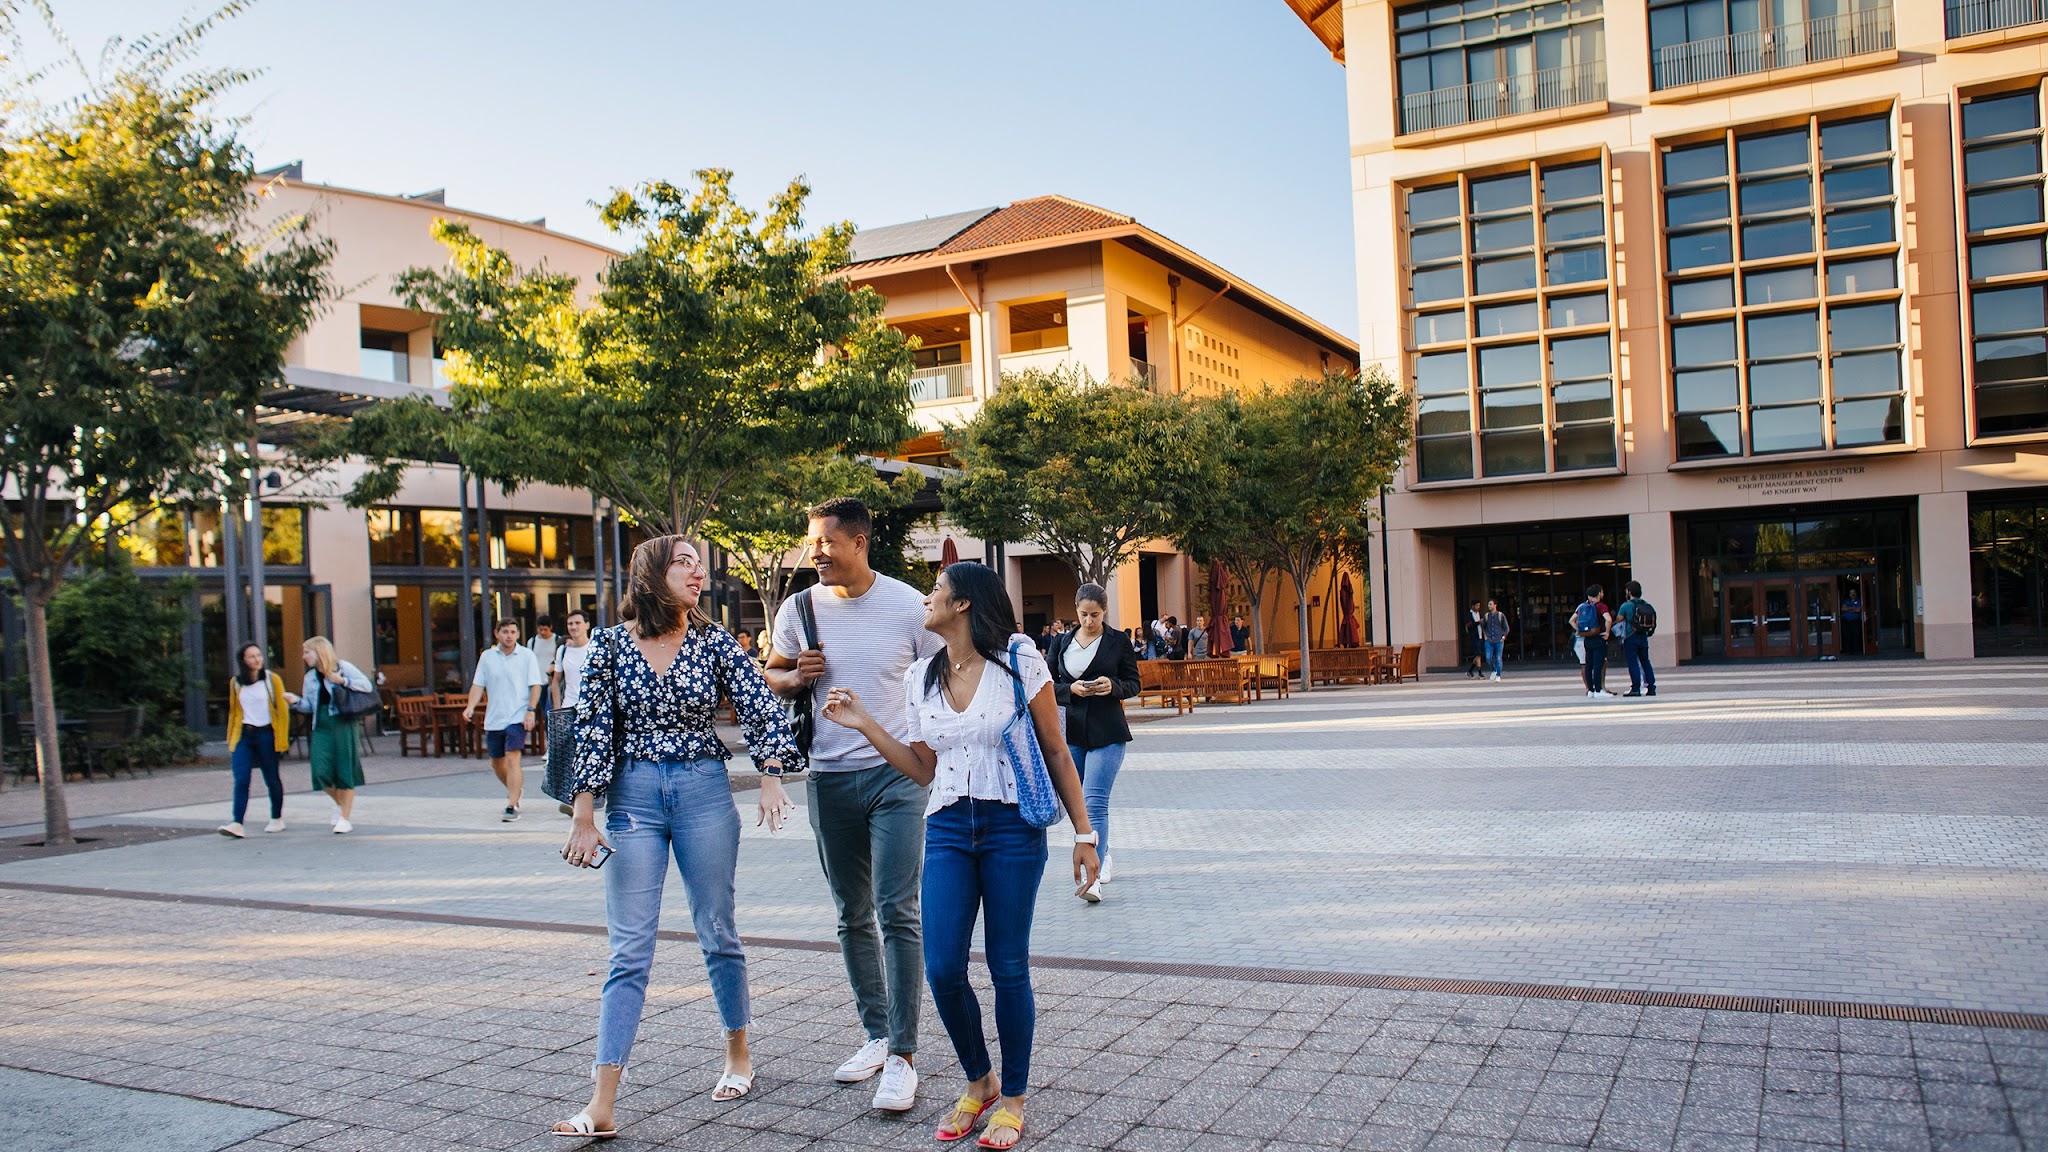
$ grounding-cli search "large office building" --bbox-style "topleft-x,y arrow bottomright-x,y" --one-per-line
1288,0 -> 2048,668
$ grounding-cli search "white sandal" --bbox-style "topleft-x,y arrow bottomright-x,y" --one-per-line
712,1070 -> 753,1101
552,1110 -> 617,1140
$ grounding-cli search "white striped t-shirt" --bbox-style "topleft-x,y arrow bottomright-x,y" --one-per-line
772,573 -> 944,772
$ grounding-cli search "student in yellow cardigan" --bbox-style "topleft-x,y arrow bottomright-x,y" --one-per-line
220,643 -> 295,839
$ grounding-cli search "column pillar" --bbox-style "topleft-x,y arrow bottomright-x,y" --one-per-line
1628,511 -> 1679,668
1918,491 -> 1974,659
1003,555 -> 1025,623
1104,554 -> 1144,636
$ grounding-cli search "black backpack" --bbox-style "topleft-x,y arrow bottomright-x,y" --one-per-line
1632,600 -> 1657,637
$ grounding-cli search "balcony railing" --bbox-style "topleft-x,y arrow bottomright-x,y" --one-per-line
1398,61 -> 1606,135
910,362 -> 971,404
1652,6 -> 1894,90
1948,0 -> 2047,37
1126,357 -> 1158,387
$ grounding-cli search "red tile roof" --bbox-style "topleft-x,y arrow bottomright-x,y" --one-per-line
845,196 -> 1133,269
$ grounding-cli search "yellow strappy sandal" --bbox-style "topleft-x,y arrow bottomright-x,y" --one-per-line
976,1106 -> 1023,1149
936,1093 -> 993,1142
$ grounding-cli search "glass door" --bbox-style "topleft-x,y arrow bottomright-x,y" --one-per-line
1726,581 -> 1760,656
1801,579 -> 1837,657
1760,581 -> 1796,656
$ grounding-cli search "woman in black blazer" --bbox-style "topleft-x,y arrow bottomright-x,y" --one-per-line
1048,582 -> 1141,903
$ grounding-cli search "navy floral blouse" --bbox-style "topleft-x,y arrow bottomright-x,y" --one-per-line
572,623 -> 798,799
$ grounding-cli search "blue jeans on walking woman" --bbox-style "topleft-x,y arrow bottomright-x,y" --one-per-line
1483,640 -> 1504,679
596,758 -> 748,1073
230,730 -> 284,824
923,797 -> 1047,1098
1066,742 -> 1127,861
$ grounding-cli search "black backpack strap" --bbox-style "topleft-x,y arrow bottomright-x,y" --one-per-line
797,588 -> 819,650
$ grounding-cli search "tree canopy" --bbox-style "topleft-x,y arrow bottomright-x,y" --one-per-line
378,170 -> 917,536
944,366 -> 1211,587
0,4 -> 333,840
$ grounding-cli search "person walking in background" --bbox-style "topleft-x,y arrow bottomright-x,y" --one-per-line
1574,586 -> 1614,699
1617,581 -> 1659,698
764,497 -> 944,1113
528,615 -> 560,710
1048,582 -> 1140,903
1229,615 -> 1251,655
1161,616 -> 1184,660
554,609 -> 594,711
465,619 -> 546,823
220,643 -> 292,839
1842,587 -> 1865,656
819,561 -> 1099,1151
1465,601 -> 1485,679
1187,615 -> 1210,661
1481,600 -> 1509,683
296,637 -> 371,834
552,535 -> 799,1139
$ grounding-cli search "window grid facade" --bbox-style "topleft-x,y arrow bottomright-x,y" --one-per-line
1406,153 -> 1619,484
1659,110 -> 1907,461
1959,84 -> 2048,442
1394,0 -> 1605,135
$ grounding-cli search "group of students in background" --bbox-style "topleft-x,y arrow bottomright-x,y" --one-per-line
1036,612 -> 1250,663
218,636 -> 372,838
1462,585 -> 1661,698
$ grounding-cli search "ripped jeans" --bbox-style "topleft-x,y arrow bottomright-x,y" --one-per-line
595,758 -> 748,1073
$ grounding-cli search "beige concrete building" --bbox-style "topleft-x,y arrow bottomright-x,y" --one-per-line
1289,0 -> 2048,669
843,196 -> 1360,639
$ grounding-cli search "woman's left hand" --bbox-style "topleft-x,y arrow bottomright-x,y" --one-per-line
1072,843 -> 1101,895
757,774 -> 795,833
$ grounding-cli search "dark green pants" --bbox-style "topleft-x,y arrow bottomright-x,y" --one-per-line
808,764 -> 927,1055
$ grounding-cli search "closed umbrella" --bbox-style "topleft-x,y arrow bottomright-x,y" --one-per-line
1209,559 -> 1233,657
941,537 -> 959,567
1337,569 -> 1363,648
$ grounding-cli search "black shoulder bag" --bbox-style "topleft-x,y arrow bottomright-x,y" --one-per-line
543,629 -> 624,805
784,589 -> 820,768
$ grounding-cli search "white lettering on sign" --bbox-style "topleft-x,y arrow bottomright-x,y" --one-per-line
1714,463 -> 1867,499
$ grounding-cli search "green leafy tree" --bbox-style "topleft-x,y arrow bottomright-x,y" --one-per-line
1173,398 -> 1277,653
0,9 -> 332,841
703,452 -> 922,628
1211,369 -> 1408,688
945,366 -> 1210,587
381,170 -> 916,535
35,550 -> 201,768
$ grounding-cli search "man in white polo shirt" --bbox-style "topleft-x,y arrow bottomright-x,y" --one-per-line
464,618 -> 545,822
766,497 -> 942,1113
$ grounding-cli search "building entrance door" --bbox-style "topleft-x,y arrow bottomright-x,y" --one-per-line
1724,574 -> 1859,658
1759,581 -> 1796,657
1725,582 -> 1760,657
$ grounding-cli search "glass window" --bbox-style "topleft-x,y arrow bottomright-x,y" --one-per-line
1542,161 -> 1602,203
1824,206 -> 1894,250
1409,184 -> 1462,223
1416,310 -> 1467,344
1963,85 -> 2048,438
1412,264 -> 1466,303
1752,405 -> 1824,453
1549,334 -> 1609,380
1481,429 -> 1546,475
1673,321 -> 1736,367
1974,285 -> 2045,336
1745,266 -> 1815,304
1828,256 -> 1896,295
1475,255 -> 1539,294
1553,378 -> 1611,422
1666,187 -> 1730,228
1678,411 -> 1742,457
1481,387 -> 1543,429
1471,172 -> 1534,214
1411,224 -> 1464,263
1675,367 -> 1740,411
1750,358 -> 1821,405
1742,217 -> 1813,259
1968,185 -> 2045,232
1671,277 -> 1734,314
1739,175 -> 1810,216
1830,303 -> 1899,351
1970,238 -> 2047,280
1823,164 -> 1891,205
1418,393 -> 1473,435
1416,350 -> 1471,393
1747,311 -> 1818,358
1963,92 -> 2039,142
262,507 -> 307,567
1669,229 -> 1732,270
368,508 -> 418,566
1477,300 -> 1539,336
1418,436 -> 1474,482
1832,351 -> 1901,396
1473,215 -> 1535,253
118,507 -> 189,567
1479,342 -> 1542,388
1549,292 -> 1608,327
1397,4 -> 1608,135
1737,130 -> 1807,174
1821,117 -> 1889,161
1543,204 -> 1604,242
419,509 -> 465,567
1665,142 -> 1727,186
1554,422 -> 1616,469
1545,245 -> 1604,284
1964,140 -> 2041,187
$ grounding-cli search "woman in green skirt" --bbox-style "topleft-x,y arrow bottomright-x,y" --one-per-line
295,636 -> 372,834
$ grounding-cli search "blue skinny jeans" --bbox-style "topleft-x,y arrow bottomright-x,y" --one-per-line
229,729 -> 284,824
923,797 -> 1047,1098
1067,742 -> 1127,861
596,758 -> 748,1073
1483,640 -> 1504,678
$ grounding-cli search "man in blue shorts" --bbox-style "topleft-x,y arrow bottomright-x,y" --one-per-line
465,619 -> 545,822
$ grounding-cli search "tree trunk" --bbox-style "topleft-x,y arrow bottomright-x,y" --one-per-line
1290,569 -> 1316,691
23,584 -> 73,845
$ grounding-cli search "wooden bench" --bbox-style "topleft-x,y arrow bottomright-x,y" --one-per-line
1183,660 -> 1251,705
1308,648 -> 1376,686
1135,660 -> 1195,715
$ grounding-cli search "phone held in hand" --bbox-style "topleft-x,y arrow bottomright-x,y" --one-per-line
586,844 -> 613,869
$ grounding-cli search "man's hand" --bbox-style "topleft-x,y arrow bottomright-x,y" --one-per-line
794,648 -> 826,687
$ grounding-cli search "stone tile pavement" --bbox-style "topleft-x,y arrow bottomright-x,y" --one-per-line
1,887 -> 2041,1152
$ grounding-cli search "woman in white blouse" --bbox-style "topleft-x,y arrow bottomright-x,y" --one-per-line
822,561 -> 1098,1151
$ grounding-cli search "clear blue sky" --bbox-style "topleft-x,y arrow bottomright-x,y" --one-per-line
41,1 -> 1359,337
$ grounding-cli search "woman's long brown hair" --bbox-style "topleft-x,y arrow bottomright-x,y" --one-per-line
619,534 -> 713,638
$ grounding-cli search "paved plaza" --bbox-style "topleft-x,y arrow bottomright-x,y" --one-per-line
1,660 -> 2044,1150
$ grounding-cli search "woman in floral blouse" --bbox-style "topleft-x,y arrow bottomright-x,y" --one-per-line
553,535 -> 799,1141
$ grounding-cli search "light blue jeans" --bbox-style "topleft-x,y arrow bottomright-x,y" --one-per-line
1067,742 -> 1127,860
596,758 -> 748,1072
1484,639 -> 1504,678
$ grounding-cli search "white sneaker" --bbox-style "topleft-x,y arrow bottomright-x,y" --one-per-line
263,819 -> 286,833
1080,880 -> 1103,904
329,810 -> 341,827
1586,690 -> 1599,698
1098,854 -> 1114,884
217,822 -> 245,839
835,1037 -> 888,1083
332,817 -> 353,834
1491,673 -> 1500,682
871,1055 -> 918,1111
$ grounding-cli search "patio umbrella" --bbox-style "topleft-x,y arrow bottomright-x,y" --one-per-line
1208,559 -> 1233,657
940,537 -> 959,567
1337,569 -> 1363,648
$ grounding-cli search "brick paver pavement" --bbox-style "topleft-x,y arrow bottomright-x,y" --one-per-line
2,887 -> 2042,1152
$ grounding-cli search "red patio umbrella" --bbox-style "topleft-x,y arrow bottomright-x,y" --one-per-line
1208,559 -> 1233,657
940,537 -> 960,567
1337,569 -> 1364,648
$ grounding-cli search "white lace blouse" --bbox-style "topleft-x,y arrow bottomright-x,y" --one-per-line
902,640 -> 1060,819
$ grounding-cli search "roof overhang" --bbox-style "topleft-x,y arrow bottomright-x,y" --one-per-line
844,224 -> 1357,360
1285,0 -> 1346,62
